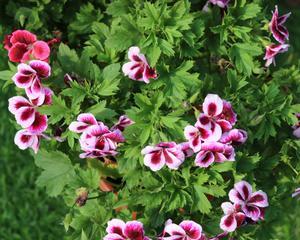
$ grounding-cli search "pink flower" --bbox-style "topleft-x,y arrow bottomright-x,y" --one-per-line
14,129 -> 41,153
141,142 -> 185,171
12,60 -> 51,99
263,44 -> 289,67
219,202 -> 245,232
111,115 -> 135,131
220,129 -> 247,145
292,113 -> 300,138
6,30 -> 50,63
78,124 -> 125,159
184,123 -> 212,153
104,219 -> 150,240
122,46 -> 157,84
269,6 -> 291,44
179,142 -> 194,157
163,220 -> 204,240
229,181 -> 269,221
69,113 -> 98,133
195,142 -> 235,168
209,0 -> 230,8
292,188 -> 300,199
8,95 -> 48,133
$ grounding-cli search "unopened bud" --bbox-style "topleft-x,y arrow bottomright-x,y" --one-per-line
75,187 -> 89,207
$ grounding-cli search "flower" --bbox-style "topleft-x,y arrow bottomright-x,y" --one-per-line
292,113 -> 300,138
14,129 -> 41,153
184,123 -> 212,153
220,129 -> 248,145
292,188 -> 300,199
179,142 -> 194,157
163,220 -> 205,240
263,44 -> 289,67
141,142 -> 185,171
5,30 -> 50,63
122,46 -> 157,84
8,95 -> 49,133
195,142 -> 235,168
269,6 -> 291,44
209,0 -> 230,8
12,60 -> 51,99
229,181 -> 269,221
104,219 -> 150,240
111,115 -> 135,131
69,113 -> 98,133
78,124 -> 125,159
219,202 -> 245,232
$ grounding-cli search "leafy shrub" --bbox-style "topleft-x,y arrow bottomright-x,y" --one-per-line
1,0 -> 300,239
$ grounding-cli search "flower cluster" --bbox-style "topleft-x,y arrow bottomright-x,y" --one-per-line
141,94 -> 247,171
220,181 -> 269,232
4,30 -> 50,63
292,113 -> 300,138
103,219 -> 150,240
69,114 -> 134,158
122,46 -> 157,84
264,6 -> 290,67
6,30 -> 54,153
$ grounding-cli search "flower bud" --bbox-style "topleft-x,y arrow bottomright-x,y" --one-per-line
75,187 -> 89,207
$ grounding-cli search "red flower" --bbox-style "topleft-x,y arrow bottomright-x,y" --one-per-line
5,30 -> 50,63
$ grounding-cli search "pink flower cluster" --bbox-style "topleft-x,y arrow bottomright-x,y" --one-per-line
6,30 -> 54,153
141,94 -> 246,172
220,181 -> 269,232
122,46 -> 157,84
4,30 -> 50,63
264,6 -> 290,67
69,114 -> 134,158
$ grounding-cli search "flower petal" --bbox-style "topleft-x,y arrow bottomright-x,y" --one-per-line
144,151 -> 165,171
220,214 -> 237,232
203,94 -> 223,117
103,233 -> 125,240
106,219 -> 126,236
242,205 -> 261,221
248,190 -> 269,208
32,41 -> 50,61
29,60 -> 51,78
8,96 -> 31,114
28,112 -> 48,133
179,220 -> 202,239
233,181 -> 252,201
10,30 -> 37,45
124,221 -> 144,240
235,212 -> 245,227
8,43 -> 29,63
15,106 -> 35,128
14,129 -> 35,150
163,148 -> 185,170
69,122 -> 90,133
164,223 -> 186,237
195,151 -> 214,168
221,202 -> 235,215
128,46 -> 141,61
77,113 -> 98,125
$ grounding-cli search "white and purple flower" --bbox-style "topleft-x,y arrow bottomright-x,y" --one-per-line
229,181 -> 269,221
263,44 -> 289,67
141,142 -> 185,171
219,202 -> 245,232
209,0 -> 230,9
14,129 -> 41,153
122,46 -> 157,84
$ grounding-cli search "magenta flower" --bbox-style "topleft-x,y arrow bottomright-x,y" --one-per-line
141,142 -> 185,171
122,46 -> 157,84
219,202 -> 245,232
263,44 -> 289,67
12,60 -> 51,99
163,220 -> 205,240
292,188 -> 300,199
184,123 -> 212,153
292,113 -> 300,138
195,142 -> 235,168
69,113 -> 98,133
209,0 -> 230,8
229,181 -> 269,221
111,115 -> 135,131
220,129 -> 247,145
5,30 -> 50,63
269,6 -> 291,44
78,124 -> 125,159
104,219 -> 150,240
14,129 -> 41,153
8,95 -> 49,133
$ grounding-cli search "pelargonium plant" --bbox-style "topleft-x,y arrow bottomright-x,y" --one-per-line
1,0 -> 300,239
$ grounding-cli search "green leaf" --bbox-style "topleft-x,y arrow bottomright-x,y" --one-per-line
34,150 -> 75,197
239,3 -> 262,20
193,185 -> 212,214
